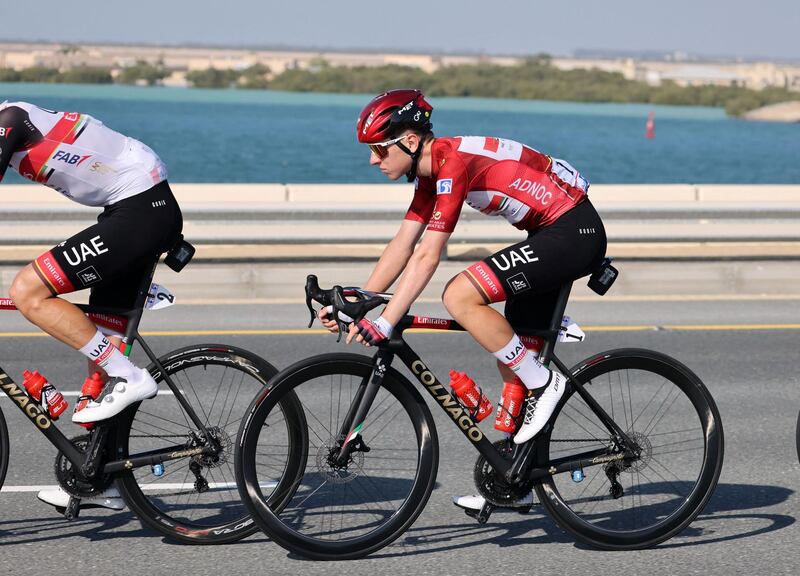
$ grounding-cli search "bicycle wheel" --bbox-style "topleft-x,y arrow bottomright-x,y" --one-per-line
236,353 -> 439,560
115,344 -> 305,544
0,407 -> 8,491
534,348 -> 724,549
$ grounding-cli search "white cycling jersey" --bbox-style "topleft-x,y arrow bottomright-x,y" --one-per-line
0,101 -> 167,207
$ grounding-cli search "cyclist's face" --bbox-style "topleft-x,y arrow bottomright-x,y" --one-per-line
369,133 -> 413,181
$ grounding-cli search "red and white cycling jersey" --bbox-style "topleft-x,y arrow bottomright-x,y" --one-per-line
406,136 -> 589,233
0,101 -> 167,207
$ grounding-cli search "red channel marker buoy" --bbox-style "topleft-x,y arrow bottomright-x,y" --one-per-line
645,111 -> 655,139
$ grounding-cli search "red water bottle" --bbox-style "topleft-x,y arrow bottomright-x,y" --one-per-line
449,370 -> 493,422
22,370 -> 68,420
74,372 -> 105,429
494,377 -> 527,433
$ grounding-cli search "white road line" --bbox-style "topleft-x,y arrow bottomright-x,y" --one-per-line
0,390 -> 176,399
1,482 -> 277,493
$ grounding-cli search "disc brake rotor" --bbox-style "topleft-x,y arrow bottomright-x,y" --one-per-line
316,436 -> 364,484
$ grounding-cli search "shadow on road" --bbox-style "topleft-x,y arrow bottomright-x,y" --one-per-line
369,482 -> 795,559
0,510 -> 149,545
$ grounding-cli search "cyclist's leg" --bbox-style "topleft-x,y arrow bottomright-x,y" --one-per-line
443,201 -> 607,442
83,261 -> 153,380
10,181 -> 181,422
73,182 -> 181,422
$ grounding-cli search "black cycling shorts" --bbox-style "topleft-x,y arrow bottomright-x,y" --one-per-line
462,199 -> 607,331
33,180 -> 183,309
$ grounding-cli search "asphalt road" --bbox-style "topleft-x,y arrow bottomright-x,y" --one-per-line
0,298 -> 798,575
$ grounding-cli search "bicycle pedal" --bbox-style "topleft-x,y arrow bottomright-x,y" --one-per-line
476,501 -> 495,524
64,497 -> 81,520
515,504 -> 532,514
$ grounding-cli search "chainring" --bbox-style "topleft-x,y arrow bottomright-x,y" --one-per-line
473,439 -> 536,507
54,435 -> 114,498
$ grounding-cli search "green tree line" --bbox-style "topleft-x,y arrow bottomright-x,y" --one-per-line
2,57 -> 798,116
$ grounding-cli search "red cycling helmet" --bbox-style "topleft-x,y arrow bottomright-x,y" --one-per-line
356,89 -> 433,144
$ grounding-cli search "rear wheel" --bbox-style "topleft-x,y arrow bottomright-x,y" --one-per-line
115,344 -> 305,544
534,349 -> 724,550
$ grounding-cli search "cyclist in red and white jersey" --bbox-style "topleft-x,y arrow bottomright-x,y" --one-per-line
0,101 -> 182,421
320,89 -> 607,511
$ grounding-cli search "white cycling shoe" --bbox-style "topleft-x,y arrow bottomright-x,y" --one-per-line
37,486 -> 126,512
453,492 -> 534,511
513,371 -> 567,444
72,368 -> 158,424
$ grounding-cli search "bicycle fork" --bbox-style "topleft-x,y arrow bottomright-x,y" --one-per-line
332,350 -> 393,466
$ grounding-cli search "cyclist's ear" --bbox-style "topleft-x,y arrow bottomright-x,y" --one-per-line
404,131 -> 420,153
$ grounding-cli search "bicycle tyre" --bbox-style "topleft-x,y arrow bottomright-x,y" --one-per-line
115,344 -> 306,544
0,407 -> 8,491
534,348 -> 724,550
236,353 -> 439,560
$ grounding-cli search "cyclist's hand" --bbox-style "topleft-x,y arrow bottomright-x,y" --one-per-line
318,306 -> 353,333
348,316 -> 392,347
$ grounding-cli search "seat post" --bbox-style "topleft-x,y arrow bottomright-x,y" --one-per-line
537,283 -> 572,364
130,261 -> 159,311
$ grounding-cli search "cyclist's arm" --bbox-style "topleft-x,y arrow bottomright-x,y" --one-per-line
378,229 -> 450,326
363,219 -> 426,292
0,106 -> 37,183
377,162 -> 465,325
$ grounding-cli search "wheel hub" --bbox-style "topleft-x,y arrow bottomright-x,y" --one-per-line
316,437 -> 363,484
193,426 -> 232,469
624,431 -> 653,472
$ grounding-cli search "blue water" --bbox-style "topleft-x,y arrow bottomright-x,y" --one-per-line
1,83 -> 798,184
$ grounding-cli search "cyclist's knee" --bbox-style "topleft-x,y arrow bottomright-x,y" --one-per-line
442,273 -> 484,316
10,266 -> 52,314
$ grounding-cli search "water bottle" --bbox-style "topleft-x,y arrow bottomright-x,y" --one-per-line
22,370 -> 68,420
74,372 -> 105,429
494,378 -> 527,433
449,370 -> 493,422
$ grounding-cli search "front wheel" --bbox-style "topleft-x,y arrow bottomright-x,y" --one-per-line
0,407 -> 8,491
236,353 -> 439,560
115,344 -> 304,544
534,348 -> 724,550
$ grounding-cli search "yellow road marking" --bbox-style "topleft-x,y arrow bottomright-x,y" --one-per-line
3,323 -> 800,338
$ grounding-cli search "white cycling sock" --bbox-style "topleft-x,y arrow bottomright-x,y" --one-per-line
79,330 -> 136,379
493,334 -> 550,390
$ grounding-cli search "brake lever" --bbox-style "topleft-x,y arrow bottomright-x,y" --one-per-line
332,286 -> 385,343
305,274 -> 329,328
331,286 -> 349,342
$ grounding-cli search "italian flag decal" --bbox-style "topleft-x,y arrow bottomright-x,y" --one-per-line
344,424 -> 363,446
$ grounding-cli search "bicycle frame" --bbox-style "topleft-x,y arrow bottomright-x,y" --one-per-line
0,262 -> 216,480
332,282 -> 639,485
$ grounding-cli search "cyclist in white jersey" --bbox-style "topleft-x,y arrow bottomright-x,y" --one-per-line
0,101 -> 183,511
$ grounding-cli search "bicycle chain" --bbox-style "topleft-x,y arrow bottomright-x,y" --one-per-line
473,440 -> 536,508
54,435 -> 114,498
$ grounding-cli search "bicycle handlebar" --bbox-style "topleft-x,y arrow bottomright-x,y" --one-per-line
305,275 -> 389,341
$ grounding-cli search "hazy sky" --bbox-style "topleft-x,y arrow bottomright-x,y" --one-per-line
4,1 -> 799,60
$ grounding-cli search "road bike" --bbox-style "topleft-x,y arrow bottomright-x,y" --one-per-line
235,272 -> 725,559
0,255 -> 305,544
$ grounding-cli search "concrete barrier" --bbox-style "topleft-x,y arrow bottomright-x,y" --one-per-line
2,183 -> 800,262
3,183 -> 800,207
